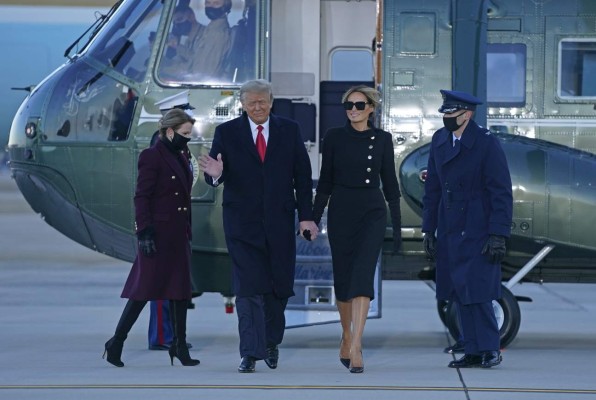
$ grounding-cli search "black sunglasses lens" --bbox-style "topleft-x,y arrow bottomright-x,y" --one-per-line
343,101 -> 368,110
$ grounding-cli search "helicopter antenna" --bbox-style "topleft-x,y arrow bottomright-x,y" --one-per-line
11,86 -> 36,93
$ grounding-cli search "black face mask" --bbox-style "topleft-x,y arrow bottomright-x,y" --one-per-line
172,21 -> 192,36
205,6 -> 227,20
171,132 -> 191,150
442,112 -> 466,132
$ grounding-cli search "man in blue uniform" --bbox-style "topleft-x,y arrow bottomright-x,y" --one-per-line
422,89 -> 513,368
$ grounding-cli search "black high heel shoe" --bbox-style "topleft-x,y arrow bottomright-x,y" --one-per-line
103,337 -> 124,367
169,342 -> 200,366
339,336 -> 350,369
349,351 -> 364,373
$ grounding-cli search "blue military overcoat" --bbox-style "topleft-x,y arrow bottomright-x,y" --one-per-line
205,112 -> 313,298
422,120 -> 512,304
121,139 -> 193,301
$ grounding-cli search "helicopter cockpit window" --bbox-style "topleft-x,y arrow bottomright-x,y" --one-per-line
156,0 -> 258,86
558,39 -> 596,99
44,60 -> 140,143
85,0 -> 163,82
487,43 -> 526,107
40,1 -> 164,144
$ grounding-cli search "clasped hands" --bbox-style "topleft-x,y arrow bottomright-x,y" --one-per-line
298,220 -> 319,242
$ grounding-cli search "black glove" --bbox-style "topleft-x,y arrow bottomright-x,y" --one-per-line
137,227 -> 157,257
423,232 -> 437,259
303,229 -> 312,241
482,235 -> 507,264
388,199 -> 402,253
139,238 -> 157,257
312,192 -> 330,226
296,228 -> 312,241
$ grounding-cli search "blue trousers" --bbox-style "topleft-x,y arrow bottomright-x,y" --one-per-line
235,293 -> 288,359
148,300 -> 173,347
458,300 -> 500,354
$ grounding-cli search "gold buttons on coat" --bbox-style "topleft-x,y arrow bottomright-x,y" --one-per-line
178,207 -> 182,211
175,192 -> 179,196
365,179 -> 370,184
171,175 -> 176,179
367,168 -> 371,172
369,145 -> 373,149
368,155 -> 372,159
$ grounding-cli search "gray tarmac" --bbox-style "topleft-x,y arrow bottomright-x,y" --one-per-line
1,171 -> 596,400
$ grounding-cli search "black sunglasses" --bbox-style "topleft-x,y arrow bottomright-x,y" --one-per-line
343,101 -> 370,110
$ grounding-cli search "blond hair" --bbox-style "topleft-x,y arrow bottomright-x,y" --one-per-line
341,85 -> 381,109
158,108 -> 195,137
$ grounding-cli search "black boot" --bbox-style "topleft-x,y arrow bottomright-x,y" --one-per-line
103,300 -> 146,367
103,336 -> 124,367
168,300 -> 200,366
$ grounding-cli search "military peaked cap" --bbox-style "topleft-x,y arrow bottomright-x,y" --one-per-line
438,89 -> 483,113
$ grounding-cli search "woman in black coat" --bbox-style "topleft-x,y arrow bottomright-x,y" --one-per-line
312,85 -> 402,373
103,108 -> 199,367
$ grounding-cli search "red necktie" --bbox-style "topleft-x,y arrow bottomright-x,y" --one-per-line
256,125 -> 266,162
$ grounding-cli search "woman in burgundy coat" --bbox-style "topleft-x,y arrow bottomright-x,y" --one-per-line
103,108 -> 199,367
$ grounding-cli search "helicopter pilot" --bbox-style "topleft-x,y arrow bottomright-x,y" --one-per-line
159,0 -> 232,82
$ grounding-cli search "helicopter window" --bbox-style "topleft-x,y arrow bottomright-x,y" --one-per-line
156,0 -> 258,86
85,0 -> 163,82
43,61 -> 138,143
330,48 -> 373,82
487,43 -> 526,107
397,12 -> 436,55
558,39 -> 596,99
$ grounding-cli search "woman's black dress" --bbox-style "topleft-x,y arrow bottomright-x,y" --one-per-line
315,122 -> 401,301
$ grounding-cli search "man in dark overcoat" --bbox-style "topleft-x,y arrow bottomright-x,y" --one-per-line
422,90 -> 513,368
199,79 -> 319,372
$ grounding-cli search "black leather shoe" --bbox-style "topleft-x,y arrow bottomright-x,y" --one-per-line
481,351 -> 502,368
448,354 -> 483,368
264,346 -> 279,369
238,356 -> 256,373
443,341 -> 465,354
